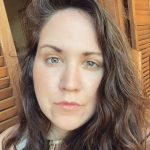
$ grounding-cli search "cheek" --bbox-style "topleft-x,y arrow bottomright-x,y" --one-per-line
83,70 -> 103,95
33,67 -> 48,94
33,65 -> 51,109
33,63 -> 59,93
83,71 -> 102,112
83,70 -> 103,114
33,62 -> 57,114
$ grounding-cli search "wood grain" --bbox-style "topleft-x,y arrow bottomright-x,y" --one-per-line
0,87 -> 13,101
0,67 -> 7,78
0,77 -> 10,90
0,56 -> 4,67
0,97 -> 15,111
0,116 -> 18,133
0,106 -> 18,122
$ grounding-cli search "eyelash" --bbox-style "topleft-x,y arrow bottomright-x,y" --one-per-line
45,56 -> 101,69
83,60 -> 100,69
46,57 -> 63,65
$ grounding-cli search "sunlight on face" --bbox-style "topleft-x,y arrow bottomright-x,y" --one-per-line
33,8 -> 103,139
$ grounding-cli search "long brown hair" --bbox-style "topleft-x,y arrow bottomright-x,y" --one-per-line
2,0 -> 149,149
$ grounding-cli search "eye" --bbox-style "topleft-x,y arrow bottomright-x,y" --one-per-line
86,61 -> 97,67
46,56 -> 62,65
83,60 -> 100,69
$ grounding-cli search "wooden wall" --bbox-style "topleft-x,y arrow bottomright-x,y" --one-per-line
128,0 -> 150,97
100,0 -> 150,98
0,0 -> 19,132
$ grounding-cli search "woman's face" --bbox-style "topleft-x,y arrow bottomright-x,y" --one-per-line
33,8 -> 103,137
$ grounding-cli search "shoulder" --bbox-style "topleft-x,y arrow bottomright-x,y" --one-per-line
0,125 -> 18,150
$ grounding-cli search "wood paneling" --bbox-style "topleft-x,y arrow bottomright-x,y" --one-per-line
0,106 -> 17,122
100,0 -> 126,32
0,116 -> 18,133
0,0 -> 19,98
101,0 -> 150,98
0,77 -> 10,90
0,67 -> 7,78
135,0 -> 150,10
0,97 -> 15,111
0,56 -> 4,67
0,0 -> 19,132
128,0 -> 150,98
0,87 -> 13,101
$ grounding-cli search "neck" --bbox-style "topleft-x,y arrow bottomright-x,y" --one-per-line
47,125 -> 68,141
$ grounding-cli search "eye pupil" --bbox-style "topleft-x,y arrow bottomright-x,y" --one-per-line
47,57 -> 59,64
51,58 -> 58,63
87,61 -> 94,66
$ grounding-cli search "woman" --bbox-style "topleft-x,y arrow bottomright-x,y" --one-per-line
0,0 -> 149,149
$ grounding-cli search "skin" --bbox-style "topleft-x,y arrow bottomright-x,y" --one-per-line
0,7 -> 150,150
33,8 -> 103,140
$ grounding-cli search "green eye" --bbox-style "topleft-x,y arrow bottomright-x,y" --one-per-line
46,57 -> 62,64
85,60 -> 99,68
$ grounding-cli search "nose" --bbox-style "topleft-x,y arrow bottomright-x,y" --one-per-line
59,65 -> 81,92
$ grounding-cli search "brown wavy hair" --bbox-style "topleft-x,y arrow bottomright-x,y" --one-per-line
2,0 -> 149,149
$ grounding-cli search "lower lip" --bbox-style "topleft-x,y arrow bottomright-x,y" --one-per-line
55,103 -> 81,110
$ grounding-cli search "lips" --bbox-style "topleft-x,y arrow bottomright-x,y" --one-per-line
54,101 -> 81,110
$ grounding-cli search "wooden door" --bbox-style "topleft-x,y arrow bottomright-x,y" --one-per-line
0,0 -> 19,132
99,0 -> 126,33
128,0 -> 150,98
100,0 -> 150,98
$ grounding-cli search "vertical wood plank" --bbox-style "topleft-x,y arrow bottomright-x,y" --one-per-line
0,0 -> 20,132
0,0 -> 20,105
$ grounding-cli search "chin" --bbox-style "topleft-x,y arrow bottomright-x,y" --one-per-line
57,121 -> 86,131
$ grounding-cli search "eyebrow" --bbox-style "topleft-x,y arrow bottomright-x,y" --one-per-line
39,44 -> 102,56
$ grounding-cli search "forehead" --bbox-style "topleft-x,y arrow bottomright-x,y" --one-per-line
47,8 -> 94,28
38,8 -> 100,54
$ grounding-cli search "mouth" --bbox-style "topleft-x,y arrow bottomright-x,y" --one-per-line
54,101 -> 82,110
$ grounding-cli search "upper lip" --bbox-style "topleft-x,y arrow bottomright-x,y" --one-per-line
54,101 -> 81,106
